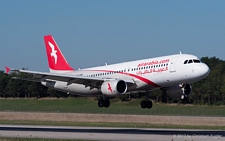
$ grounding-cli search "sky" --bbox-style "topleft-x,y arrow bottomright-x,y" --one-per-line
0,0 -> 225,72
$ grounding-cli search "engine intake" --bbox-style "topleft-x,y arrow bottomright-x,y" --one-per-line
101,80 -> 127,96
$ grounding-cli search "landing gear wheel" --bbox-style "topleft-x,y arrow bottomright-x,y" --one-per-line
181,95 -> 189,104
141,100 -> 153,109
98,99 -> 104,108
181,95 -> 185,100
103,99 -> 110,108
98,99 -> 110,108
146,100 -> 153,109
141,100 -> 147,109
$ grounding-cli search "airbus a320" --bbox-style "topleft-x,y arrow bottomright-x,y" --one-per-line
9,35 -> 210,109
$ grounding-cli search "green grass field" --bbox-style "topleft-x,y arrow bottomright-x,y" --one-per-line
0,98 -> 225,130
0,97 -> 224,116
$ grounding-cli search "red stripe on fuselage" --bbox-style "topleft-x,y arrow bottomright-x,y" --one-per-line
86,70 -> 161,88
127,73 -> 161,87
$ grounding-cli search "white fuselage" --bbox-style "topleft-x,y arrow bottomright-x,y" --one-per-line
46,54 -> 210,96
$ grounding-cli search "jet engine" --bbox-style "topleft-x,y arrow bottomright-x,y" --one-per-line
165,84 -> 192,99
101,80 -> 127,96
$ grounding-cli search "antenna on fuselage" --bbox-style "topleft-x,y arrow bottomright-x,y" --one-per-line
179,51 -> 182,54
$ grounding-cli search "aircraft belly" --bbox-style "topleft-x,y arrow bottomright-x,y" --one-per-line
53,81 -> 100,96
69,84 -> 100,96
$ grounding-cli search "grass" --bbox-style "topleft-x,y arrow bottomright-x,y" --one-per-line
0,98 -> 223,140
0,97 -> 224,116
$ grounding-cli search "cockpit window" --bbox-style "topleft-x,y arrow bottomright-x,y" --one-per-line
184,59 -> 201,64
193,59 -> 201,63
184,60 -> 188,64
188,60 -> 193,64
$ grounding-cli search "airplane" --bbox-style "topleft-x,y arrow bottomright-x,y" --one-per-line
9,35 -> 210,109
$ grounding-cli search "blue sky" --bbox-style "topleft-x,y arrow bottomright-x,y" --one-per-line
0,0 -> 225,72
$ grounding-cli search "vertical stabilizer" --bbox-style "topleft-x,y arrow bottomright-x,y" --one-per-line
44,35 -> 74,72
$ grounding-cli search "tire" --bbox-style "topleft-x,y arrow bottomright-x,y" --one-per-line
141,100 -> 147,109
104,99 -> 110,108
146,100 -> 153,109
98,99 -> 104,108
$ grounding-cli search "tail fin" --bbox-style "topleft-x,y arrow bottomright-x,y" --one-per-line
44,35 -> 74,72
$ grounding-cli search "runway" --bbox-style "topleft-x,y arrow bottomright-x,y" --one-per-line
0,125 -> 224,141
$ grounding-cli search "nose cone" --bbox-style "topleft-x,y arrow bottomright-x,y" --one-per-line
196,63 -> 210,80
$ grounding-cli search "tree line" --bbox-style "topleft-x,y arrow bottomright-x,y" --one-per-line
0,56 -> 225,105
0,69 -> 68,98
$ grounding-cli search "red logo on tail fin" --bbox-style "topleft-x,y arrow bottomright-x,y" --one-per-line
48,42 -> 58,64
44,35 -> 74,71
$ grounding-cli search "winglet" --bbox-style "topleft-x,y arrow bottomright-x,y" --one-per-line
5,66 -> 10,74
44,35 -> 74,72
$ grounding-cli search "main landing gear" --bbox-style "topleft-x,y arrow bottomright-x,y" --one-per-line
140,91 -> 153,109
98,98 -> 110,108
141,100 -> 153,109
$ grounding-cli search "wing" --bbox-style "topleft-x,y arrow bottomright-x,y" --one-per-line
12,69 -> 135,88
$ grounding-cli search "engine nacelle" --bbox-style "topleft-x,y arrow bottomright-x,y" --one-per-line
101,80 -> 127,96
166,84 -> 192,99
41,81 -> 56,88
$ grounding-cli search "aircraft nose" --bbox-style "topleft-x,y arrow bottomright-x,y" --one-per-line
197,63 -> 210,79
